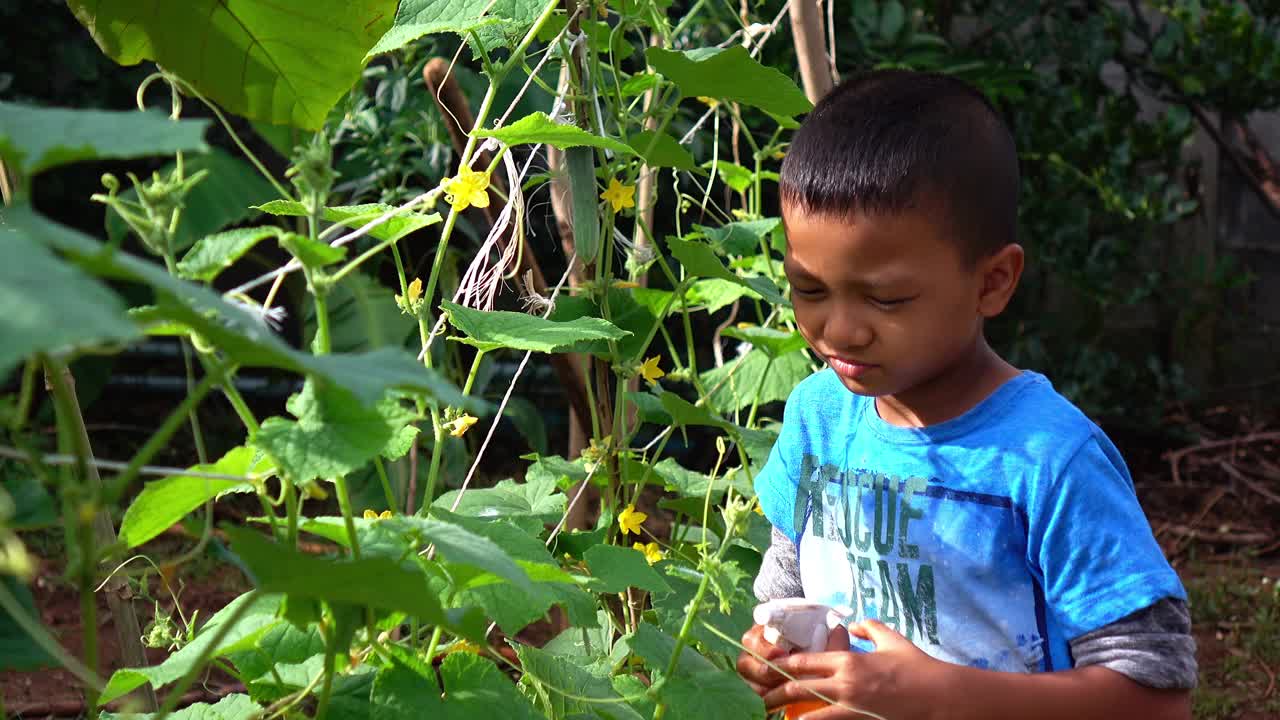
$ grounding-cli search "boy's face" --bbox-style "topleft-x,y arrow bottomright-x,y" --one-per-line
782,205 -> 1019,411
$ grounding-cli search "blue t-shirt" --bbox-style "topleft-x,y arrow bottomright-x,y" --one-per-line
754,368 -> 1185,673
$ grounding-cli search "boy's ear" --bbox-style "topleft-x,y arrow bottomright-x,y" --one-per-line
977,243 -> 1024,318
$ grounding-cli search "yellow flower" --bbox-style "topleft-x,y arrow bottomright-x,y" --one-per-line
696,96 -> 720,108
444,414 -> 478,438
634,541 -> 664,565
638,356 -> 665,386
618,504 -> 647,535
441,168 -> 491,212
754,502 -> 764,516
395,277 -> 423,312
600,177 -> 636,213
362,509 -> 393,520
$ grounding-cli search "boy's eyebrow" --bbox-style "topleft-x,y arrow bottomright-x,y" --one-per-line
783,258 -> 914,289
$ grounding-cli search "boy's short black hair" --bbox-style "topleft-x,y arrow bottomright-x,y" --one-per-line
780,69 -> 1020,265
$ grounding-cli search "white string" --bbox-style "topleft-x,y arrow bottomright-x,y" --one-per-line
0,446 -> 266,483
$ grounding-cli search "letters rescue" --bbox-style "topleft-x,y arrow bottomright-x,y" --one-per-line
793,454 -> 940,646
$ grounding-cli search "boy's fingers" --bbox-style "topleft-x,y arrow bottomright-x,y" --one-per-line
760,677 -> 840,713
774,649 -> 855,677
736,651 -> 784,687
851,618 -> 908,650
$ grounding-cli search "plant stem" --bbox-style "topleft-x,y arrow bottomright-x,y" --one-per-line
374,457 -> 399,514
334,474 -> 362,560
315,626 -> 338,720
312,290 -> 332,356
424,625 -> 445,662
152,591 -> 261,720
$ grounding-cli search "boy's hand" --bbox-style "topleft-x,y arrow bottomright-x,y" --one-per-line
736,623 -> 790,694
760,619 -> 946,720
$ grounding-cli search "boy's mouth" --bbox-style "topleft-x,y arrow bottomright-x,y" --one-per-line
827,356 -> 877,380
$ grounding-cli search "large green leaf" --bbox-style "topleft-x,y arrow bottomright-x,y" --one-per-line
472,111 -> 634,154
720,325 -> 807,359
99,593 -> 282,704
439,652 -> 543,720
442,301 -> 630,353
657,670 -> 765,720
108,149 -> 280,252
628,130 -> 695,170
515,644 -> 646,720
365,0 -> 546,59
701,348 -> 812,414
0,101 -> 209,178
224,526 -> 444,623
645,46 -> 812,117
658,391 -> 733,431
101,693 -> 263,720
626,623 -> 717,677
119,446 -> 267,548
175,227 -> 283,282
1,465 -> 57,530
433,475 -> 567,533
547,288 -> 671,361
695,218 -> 781,256
11,205 -> 467,407
0,217 -> 139,377
253,380 -> 416,483
666,237 -> 788,308
0,577 -> 56,671
253,200 -> 440,243
583,544 -> 671,594
67,0 -> 398,130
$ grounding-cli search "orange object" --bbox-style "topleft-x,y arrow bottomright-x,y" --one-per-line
784,700 -> 828,718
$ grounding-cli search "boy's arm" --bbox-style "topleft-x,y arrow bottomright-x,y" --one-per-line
753,527 -> 804,601
764,620 -> 1192,720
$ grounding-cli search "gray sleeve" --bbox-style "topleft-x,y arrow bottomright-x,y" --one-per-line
1069,597 -> 1198,689
753,527 -> 805,601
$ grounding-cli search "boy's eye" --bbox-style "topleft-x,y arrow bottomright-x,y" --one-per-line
792,286 -> 824,298
870,296 -> 912,308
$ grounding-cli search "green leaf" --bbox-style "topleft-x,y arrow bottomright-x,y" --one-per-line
701,348 -> 812,414
720,325 -> 807,359
366,0 -> 543,58
626,623 -> 717,677
0,576 -> 57,670
13,205 -> 467,407
583,544 -> 671,594
224,526 -> 444,623
253,380 -> 416,483
0,101 -> 209,177
108,149 -> 280,252
515,644 -> 646,720
224,623 -> 325,686
1,466 -> 57,530
372,659 -> 442,719
279,231 -> 347,269
301,273 -> 416,354
67,0 -> 398,130
176,227 -> 283,282
433,475 -> 567,530
627,130 -> 695,170
547,288 -> 669,361
879,0 -> 907,40
413,516 -> 534,591
695,218 -> 781,256
645,46 -> 811,117
473,111 -> 634,154
658,391 -> 733,431
439,652 -> 543,720
711,160 -> 755,193
119,446 -> 266,548
99,593 -> 282,704
253,200 -> 440,243
666,237 -> 788,308
101,693 -> 262,719
0,215 -> 139,377
656,670 -> 764,720
684,279 -> 753,314
443,301 -> 630,353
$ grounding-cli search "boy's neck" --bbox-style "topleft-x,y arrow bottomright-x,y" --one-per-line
874,336 -> 1020,429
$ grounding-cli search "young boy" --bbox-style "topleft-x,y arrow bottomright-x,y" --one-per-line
737,70 -> 1197,719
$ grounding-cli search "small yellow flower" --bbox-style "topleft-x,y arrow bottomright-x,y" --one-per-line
395,278 -> 424,313
618,504 -> 647,535
634,541 -> 664,565
362,509 -> 394,520
444,414 -> 478,438
754,502 -> 764,516
440,168 -> 491,212
696,96 -> 720,108
600,177 -> 636,213
638,356 -> 665,386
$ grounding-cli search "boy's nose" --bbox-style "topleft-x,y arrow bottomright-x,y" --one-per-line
824,305 -> 874,350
